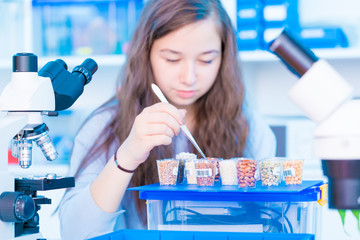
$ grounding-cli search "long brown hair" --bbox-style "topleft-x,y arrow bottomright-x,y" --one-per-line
74,0 -> 248,224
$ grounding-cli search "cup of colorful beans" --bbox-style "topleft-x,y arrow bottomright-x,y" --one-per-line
259,158 -> 283,186
235,158 -> 257,188
206,157 -> 222,181
176,152 -> 197,184
185,159 -> 197,184
219,159 -> 238,185
194,159 -> 217,186
157,159 -> 179,186
283,159 -> 304,185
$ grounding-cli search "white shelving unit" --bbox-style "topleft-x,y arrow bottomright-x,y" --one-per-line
2,47 -> 360,69
240,47 -> 360,62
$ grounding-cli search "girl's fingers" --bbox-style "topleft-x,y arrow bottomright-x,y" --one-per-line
144,102 -> 186,125
144,134 -> 173,148
142,112 -> 181,135
142,123 -> 175,138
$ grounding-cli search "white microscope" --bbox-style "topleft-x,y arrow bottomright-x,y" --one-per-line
0,53 -> 97,239
269,30 -> 360,210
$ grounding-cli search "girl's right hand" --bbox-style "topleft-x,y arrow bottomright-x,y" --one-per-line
116,102 -> 186,171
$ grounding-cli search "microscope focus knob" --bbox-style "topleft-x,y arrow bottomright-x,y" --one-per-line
0,192 -> 36,222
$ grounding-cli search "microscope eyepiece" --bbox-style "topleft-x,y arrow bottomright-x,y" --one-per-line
55,59 -> 68,70
13,53 -> 38,73
72,58 -> 98,85
38,57 -> 98,111
269,29 -> 318,77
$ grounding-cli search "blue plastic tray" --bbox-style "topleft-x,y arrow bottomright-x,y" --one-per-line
129,180 -> 323,202
89,229 -> 315,240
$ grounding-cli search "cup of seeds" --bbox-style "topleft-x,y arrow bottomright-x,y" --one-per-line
259,158 -> 283,187
194,158 -> 217,186
157,158 -> 179,186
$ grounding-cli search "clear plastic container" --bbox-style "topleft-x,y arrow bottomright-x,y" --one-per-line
176,152 -> 197,184
206,157 -> 222,182
194,159 -> 217,186
259,157 -> 283,186
184,159 -> 197,184
156,159 -> 179,186
176,159 -> 185,184
235,158 -> 257,188
219,159 -> 237,185
283,159 -> 304,185
131,180 -> 325,236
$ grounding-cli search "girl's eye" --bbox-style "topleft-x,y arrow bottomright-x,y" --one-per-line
200,60 -> 213,64
166,59 -> 180,63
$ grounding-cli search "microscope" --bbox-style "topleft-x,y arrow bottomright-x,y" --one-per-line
269,30 -> 360,210
0,53 -> 97,239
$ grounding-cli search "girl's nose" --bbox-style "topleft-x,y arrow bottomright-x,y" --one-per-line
180,61 -> 197,86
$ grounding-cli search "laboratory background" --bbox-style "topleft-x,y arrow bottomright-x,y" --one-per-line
0,0 -> 360,239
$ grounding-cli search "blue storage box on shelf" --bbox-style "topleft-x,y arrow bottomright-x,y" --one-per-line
236,0 -> 263,28
129,180 -> 326,238
32,0 -> 144,56
297,27 -> 349,49
236,0 -> 264,50
261,0 -> 299,29
89,229 -> 315,240
237,26 -> 264,51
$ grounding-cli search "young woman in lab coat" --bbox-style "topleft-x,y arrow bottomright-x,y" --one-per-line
59,0 -> 276,239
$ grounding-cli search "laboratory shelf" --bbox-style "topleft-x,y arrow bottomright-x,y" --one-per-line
0,54 -> 126,69
38,54 -> 126,68
2,47 -> 360,70
239,47 -> 360,62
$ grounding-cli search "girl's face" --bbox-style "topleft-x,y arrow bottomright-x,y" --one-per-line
150,18 -> 222,111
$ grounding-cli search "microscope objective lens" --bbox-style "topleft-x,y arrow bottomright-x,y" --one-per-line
35,134 -> 58,161
18,140 -> 32,169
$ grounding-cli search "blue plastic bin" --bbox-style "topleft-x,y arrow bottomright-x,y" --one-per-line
129,181 -> 324,237
89,229 -> 315,240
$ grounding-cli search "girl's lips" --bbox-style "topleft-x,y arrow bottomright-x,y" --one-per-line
177,90 -> 196,99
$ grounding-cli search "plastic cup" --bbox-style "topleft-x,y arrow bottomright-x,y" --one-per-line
194,159 -> 217,186
219,159 -> 237,185
184,159 -> 197,184
157,159 -> 179,186
206,157 -> 222,182
176,159 -> 185,184
283,159 -> 304,185
235,158 -> 257,188
259,158 -> 283,186
176,152 -> 197,184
